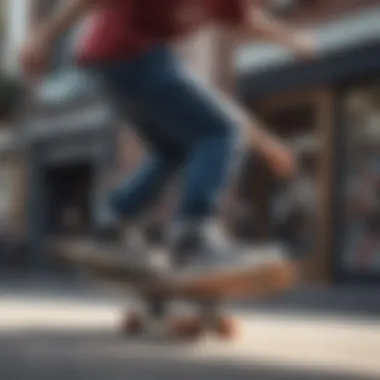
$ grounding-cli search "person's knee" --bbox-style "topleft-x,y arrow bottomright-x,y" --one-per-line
107,152 -> 182,219
203,115 -> 242,154
199,124 -> 244,171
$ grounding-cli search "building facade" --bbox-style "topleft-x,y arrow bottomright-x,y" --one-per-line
3,0 -> 380,282
237,0 -> 380,283
0,0 -> 29,268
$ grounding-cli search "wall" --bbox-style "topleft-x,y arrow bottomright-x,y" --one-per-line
280,0 -> 380,24
0,0 -> 28,237
2,0 -> 32,74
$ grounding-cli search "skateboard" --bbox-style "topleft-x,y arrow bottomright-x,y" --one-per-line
51,239 -> 298,340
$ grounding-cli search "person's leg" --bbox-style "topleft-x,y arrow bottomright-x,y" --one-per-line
96,46 -> 248,269
102,115 -> 186,253
178,133 -> 235,220
108,149 -> 182,221
133,49 -> 247,265
93,56 -> 187,236
89,47 -> 290,292
95,48 -> 242,231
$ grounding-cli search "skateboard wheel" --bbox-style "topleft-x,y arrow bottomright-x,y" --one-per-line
214,316 -> 238,340
169,317 -> 205,340
121,312 -> 144,335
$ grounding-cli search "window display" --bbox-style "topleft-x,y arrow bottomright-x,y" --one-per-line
343,83 -> 380,274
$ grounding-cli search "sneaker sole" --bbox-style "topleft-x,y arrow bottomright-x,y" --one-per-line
164,258 -> 298,300
53,239 -> 298,302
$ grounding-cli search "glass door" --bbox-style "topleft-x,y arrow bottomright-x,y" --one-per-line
253,88 -> 335,283
338,82 -> 380,281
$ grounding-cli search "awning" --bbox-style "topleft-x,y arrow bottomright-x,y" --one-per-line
236,6 -> 380,74
35,69 -> 100,108
26,102 -> 114,142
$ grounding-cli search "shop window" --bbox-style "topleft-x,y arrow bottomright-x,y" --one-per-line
44,162 -> 93,237
342,83 -> 380,276
245,104 -> 319,251
31,1 -> 99,110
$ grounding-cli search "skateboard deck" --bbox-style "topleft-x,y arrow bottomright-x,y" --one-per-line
53,239 -> 297,300
51,239 -> 298,340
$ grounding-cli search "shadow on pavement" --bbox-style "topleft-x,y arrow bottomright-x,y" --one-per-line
0,328 -> 376,380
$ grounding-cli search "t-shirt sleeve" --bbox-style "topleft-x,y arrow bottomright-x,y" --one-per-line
213,0 -> 247,26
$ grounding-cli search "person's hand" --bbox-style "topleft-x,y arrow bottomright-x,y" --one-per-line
263,139 -> 297,179
291,32 -> 317,60
19,29 -> 52,79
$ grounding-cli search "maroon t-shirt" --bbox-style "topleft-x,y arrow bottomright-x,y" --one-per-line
76,2 -> 153,64
76,0 -> 246,64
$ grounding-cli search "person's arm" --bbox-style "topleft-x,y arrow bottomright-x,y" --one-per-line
20,0 -> 101,77
242,4 -> 315,58
241,110 -> 296,179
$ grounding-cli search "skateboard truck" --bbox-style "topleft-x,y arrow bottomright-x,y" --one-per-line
121,295 -> 238,341
54,239 -> 298,341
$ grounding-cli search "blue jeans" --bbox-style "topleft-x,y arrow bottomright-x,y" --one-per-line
94,46 -> 242,222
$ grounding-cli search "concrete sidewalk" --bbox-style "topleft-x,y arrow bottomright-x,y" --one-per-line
1,272 -> 379,318
1,281 -> 380,380
244,285 -> 380,318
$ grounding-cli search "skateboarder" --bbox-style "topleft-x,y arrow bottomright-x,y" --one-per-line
20,0 -> 316,274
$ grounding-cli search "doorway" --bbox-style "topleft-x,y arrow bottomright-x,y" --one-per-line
251,88 -> 335,283
43,161 -> 94,237
254,103 -> 318,242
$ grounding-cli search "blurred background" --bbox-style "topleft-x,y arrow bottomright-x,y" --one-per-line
1,0 -> 380,285
1,2 -> 380,379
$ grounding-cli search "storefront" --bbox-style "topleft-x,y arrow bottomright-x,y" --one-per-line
236,7 -> 380,283
333,80 -> 380,283
249,88 -> 334,283
24,70 -> 118,269
0,131 -> 26,228
0,129 -> 28,268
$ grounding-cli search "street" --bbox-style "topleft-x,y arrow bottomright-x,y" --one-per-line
0,278 -> 380,380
